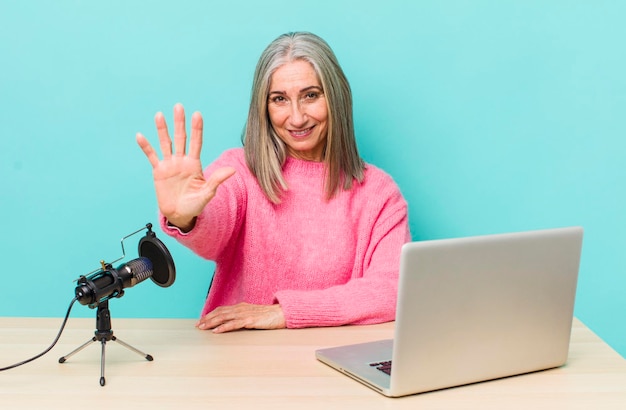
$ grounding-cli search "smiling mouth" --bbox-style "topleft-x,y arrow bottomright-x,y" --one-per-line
289,126 -> 314,138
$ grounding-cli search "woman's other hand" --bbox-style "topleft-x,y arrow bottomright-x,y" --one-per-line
136,103 -> 235,231
196,303 -> 286,333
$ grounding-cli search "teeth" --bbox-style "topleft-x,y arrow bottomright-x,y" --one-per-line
291,127 -> 312,136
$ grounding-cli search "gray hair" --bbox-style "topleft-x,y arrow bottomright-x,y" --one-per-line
243,31 -> 365,203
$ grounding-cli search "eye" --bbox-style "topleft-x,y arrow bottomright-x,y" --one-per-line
304,91 -> 319,100
269,95 -> 288,105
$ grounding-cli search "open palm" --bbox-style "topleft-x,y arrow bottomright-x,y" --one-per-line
136,104 -> 235,230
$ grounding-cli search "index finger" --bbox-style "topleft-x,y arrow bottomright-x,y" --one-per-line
154,111 -> 172,159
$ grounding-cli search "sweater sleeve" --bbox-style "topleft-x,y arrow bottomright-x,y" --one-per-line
274,183 -> 411,328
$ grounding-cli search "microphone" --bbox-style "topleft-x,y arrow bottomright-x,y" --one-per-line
74,224 -> 176,307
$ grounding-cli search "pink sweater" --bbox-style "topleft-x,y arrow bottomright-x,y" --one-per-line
161,148 -> 411,328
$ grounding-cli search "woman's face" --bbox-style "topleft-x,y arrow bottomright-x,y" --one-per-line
267,60 -> 328,162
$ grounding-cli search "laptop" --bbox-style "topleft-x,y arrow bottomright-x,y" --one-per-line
315,226 -> 583,397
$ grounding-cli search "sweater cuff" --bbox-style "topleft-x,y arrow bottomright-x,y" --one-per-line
275,289 -> 348,329
159,213 -> 202,238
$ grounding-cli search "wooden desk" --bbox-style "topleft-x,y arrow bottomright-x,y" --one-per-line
1,317 -> 625,409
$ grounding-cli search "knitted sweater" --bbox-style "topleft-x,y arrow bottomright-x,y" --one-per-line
160,148 -> 411,328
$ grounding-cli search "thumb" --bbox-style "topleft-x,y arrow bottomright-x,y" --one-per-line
205,166 -> 237,194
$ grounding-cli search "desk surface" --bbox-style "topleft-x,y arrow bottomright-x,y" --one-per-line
1,317 -> 625,409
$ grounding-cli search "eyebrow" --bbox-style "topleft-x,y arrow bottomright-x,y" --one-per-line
268,85 -> 324,95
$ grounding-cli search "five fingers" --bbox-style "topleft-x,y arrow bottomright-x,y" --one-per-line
136,103 -> 204,166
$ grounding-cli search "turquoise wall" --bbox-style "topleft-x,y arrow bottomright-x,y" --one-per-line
1,1 -> 624,357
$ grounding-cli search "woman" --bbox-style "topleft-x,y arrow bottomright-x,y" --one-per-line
136,32 -> 410,333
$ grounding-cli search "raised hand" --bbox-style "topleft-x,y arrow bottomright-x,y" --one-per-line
136,103 -> 236,231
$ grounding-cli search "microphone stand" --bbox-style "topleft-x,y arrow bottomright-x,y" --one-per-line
58,299 -> 153,386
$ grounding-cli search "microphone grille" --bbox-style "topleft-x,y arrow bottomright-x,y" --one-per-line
125,257 -> 153,283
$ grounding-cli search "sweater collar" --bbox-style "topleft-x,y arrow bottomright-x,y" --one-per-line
283,155 -> 326,175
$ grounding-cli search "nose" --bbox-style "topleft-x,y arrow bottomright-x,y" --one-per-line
288,100 -> 307,128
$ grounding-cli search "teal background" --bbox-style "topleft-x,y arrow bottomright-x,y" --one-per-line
1,1 -> 624,356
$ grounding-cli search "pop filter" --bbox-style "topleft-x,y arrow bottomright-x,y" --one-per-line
74,223 -> 176,307
138,226 -> 176,287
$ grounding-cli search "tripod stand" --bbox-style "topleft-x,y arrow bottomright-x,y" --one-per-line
58,299 -> 153,386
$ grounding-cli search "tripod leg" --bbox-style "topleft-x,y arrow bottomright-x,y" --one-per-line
100,339 -> 107,386
59,337 -> 97,363
112,336 -> 154,361
59,301 -> 153,386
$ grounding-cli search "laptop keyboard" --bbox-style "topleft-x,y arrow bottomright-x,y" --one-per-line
369,360 -> 392,375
